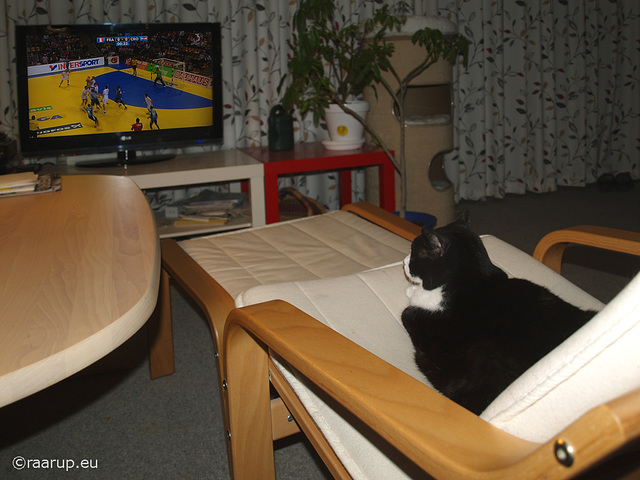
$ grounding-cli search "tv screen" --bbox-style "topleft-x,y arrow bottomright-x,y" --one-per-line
15,22 -> 223,166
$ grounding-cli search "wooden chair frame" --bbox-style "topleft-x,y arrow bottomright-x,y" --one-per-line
222,225 -> 640,479
148,199 -> 640,478
146,202 -> 421,473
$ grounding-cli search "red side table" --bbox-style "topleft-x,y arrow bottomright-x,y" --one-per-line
240,142 -> 395,223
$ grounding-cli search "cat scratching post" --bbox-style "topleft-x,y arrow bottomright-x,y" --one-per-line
364,17 -> 457,227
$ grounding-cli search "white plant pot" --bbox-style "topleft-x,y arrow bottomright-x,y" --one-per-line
322,100 -> 370,150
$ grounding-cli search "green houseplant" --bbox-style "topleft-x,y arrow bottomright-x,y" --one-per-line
283,0 -> 469,218
281,0 -> 389,148
282,1 -> 402,120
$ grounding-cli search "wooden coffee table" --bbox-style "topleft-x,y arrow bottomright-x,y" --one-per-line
0,175 -> 160,407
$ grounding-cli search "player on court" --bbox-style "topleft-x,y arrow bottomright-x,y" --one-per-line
86,105 -> 99,128
149,107 -> 159,129
153,66 -> 166,87
131,58 -> 137,76
29,115 -> 40,138
102,85 -> 110,114
80,86 -> 89,107
115,86 -> 127,109
89,87 -> 100,109
144,93 -> 153,114
58,67 -> 70,87
131,118 -> 143,131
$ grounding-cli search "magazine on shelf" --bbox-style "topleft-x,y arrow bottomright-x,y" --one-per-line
166,190 -> 248,226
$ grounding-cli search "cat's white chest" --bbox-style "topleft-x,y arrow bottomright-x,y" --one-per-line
406,285 -> 445,311
404,255 -> 446,312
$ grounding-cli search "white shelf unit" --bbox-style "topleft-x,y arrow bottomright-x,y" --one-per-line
49,150 -> 266,238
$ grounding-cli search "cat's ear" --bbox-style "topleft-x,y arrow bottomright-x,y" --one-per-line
455,209 -> 470,228
422,231 -> 446,258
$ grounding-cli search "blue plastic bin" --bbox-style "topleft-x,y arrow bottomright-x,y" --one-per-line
393,211 -> 437,230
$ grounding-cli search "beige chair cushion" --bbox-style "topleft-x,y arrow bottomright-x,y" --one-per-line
180,210 -> 411,299
235,235 -> 640,478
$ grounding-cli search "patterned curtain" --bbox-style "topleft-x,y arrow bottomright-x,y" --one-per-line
0,0 -> 434,210
440,0 -> 640,201
5,1 -> 631,205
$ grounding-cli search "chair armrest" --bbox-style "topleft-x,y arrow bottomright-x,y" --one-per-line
533,226 -> 640,273
342,201 -> 421,241
224,300 -> 640,479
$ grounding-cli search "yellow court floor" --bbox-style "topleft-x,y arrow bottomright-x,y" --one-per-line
29,66 -> 213,137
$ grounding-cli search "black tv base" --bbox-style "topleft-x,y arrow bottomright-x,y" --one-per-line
75,150 -> 175,168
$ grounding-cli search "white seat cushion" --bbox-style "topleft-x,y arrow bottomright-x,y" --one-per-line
180,210 -> 411,299
480,236 -> 604,313
482,268 -> 640,442
236,234 -> 639,477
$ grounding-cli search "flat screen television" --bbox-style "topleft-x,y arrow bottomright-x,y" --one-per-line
15,22 -> 223,167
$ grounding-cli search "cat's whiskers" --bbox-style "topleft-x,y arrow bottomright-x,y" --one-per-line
403,255 -> 422,285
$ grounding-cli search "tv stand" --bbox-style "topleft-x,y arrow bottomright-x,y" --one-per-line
45,150 -> 266,238
75,150 -> 175,168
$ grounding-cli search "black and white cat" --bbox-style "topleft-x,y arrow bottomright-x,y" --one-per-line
401,212 -> 596,415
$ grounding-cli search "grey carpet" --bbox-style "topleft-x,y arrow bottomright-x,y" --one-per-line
1,181 -> 638,479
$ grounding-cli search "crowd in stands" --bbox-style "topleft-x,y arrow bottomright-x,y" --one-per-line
27,30 -> 213,77
26,33 -> 94,66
